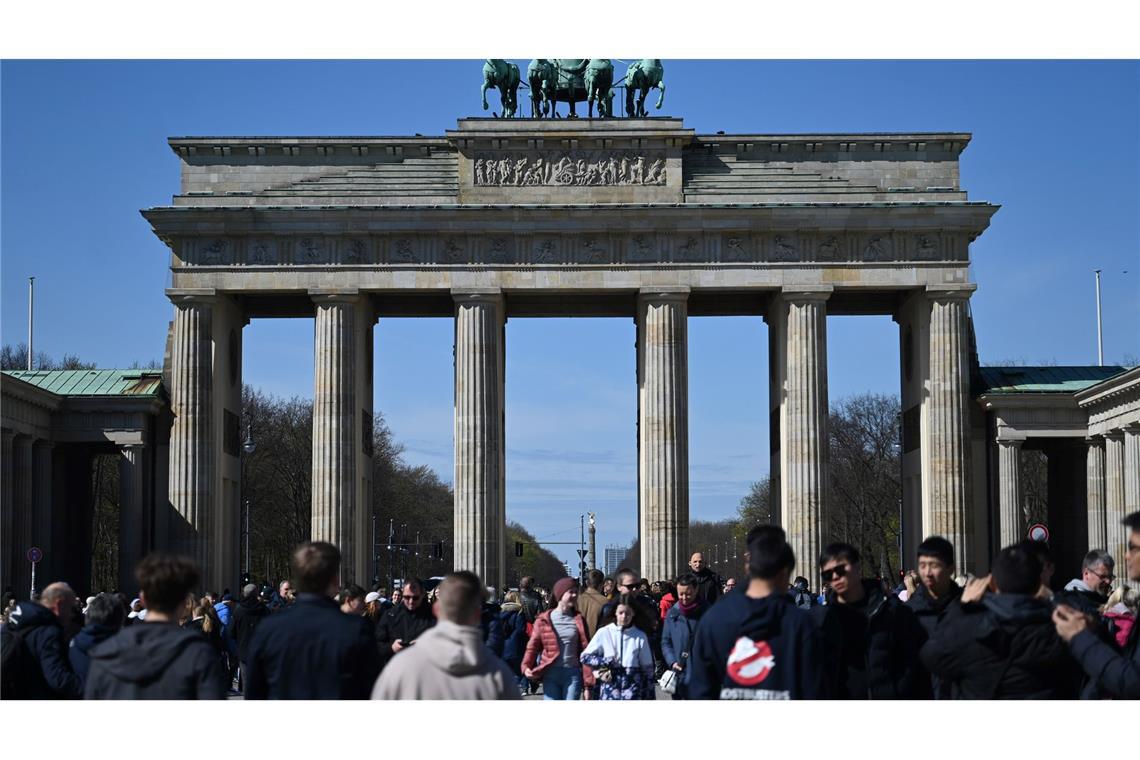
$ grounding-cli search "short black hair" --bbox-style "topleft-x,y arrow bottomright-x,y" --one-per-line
819,542 -> 861,569
675,573 -> 697,589
85,592 -> 125,630
339,584 -> 366,603
1122,511 -> 1140,532
991,544 -> 1042,595
916,536 -> 955,568
1018,539 -> 1053,567
747,526 -> 795,580
136,553 -> 201,615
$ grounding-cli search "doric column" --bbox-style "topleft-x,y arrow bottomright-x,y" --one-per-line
771,288 -> 830,576
1086,436 -> 1107,551
12,436 -> 33,597
119,444 -> 146,591
311,293 -> 365,575
453,290 -> 506,593
997,439 -> 1023,547
924,288 -> 974,571
637,288 -> 689,582
1,429 -> 14,592
31,440 -> 54,582
168,294 -> 214,576
1104,431 -> 1127,568
1124,424 -> 1140,515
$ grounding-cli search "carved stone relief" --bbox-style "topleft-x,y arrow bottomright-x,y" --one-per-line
391,238 -> 416,263
817,236 -> 842,262
914,234 -> 940,261
628,234 -> 659,262
473,151 -> 666,187
247,238 -> 278,265
674,236 -> 704,262
198,238 -> 231,265
723,236 -> 754,262
296,237 -> 327,264
484,237 -> 512,263
581,238 -> 609,263
442,238 -> 466,264
532,238 -> 559,264
863,235 -> 891,262
772,235 -> 798,262
343,238 -> 368,265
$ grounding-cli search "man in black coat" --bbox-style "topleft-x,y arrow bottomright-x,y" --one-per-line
906,536 -> 963,699
375,578 -> 436,671
245,542 -> 380,699
688,552 -> 723,606
811,543 -> 927,699
920,544 -> 1080,699
1054,549 -> 1115,615
3,582 -> 83,699
85,554 -> 227,699
230,582 -> 270,692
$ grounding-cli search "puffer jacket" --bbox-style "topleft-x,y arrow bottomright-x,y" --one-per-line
498,602 -> 528,665
371,620 -> 521,700
521,609 -> 594,687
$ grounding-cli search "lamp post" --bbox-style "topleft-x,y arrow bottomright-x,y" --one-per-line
241,421 -> 257,580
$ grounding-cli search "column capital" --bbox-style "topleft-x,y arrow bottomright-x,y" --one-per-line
166,288 -> 218,306
1105,430 -> 1126,442
452,288 -> 503,306
777,285 -> 833,303
997,437 -> 1025,449
637,286 -> 690,304
32,438 -> 55,452
1085,435 -> 1105,447
924,284 -> 977,301
1123,422 -> 1140,434
310,288 -> 365,305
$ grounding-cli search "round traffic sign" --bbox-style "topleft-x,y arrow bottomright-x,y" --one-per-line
1027,523 -> 1050,542
27,547 -> 43,563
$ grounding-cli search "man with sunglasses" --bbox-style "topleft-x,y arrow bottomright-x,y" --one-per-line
1054,511 -> 1140,699
811,542 -> 926,699
375,577 -> 436,671
1055,549 -> 1116,616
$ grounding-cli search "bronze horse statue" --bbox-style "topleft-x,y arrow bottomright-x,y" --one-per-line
481,59 -> 521,118
584,59 -> 615,118
527,59 -> 556,118
625,59 -> 665,117
549,59 -> 590,118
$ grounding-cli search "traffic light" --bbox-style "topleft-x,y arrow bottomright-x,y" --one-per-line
578,561 -> 587,571
434,541 -> 444,559
515,542 -> 524,557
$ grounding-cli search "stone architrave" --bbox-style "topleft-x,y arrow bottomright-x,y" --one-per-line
773,288 -> 830,575
311,293 -> 370,577
998,439 -> 1023,547
925,288 -> 974,571
12,436 -> 33,595
637,288 -> 689,582
1086,437 -> 1107,551
1104,432 -> 1127,569
1124,425 -> 1140,515
453,290 -> 506,594
168,295 -> 214,575
119,444 -> 146,591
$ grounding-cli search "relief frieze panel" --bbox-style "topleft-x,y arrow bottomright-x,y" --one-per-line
473,151 -> 666,187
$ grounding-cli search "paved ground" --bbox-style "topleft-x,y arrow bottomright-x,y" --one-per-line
522,684 -> 671,700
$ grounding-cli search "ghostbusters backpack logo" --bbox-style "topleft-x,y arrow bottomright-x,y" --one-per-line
726,636 -> 775,686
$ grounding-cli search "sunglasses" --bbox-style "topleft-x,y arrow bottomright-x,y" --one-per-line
821,565 -> 849,583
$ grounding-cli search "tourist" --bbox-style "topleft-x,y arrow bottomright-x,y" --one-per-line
230,583 -> 270,692
811,542 -> 926,699
602,577 -> 616,600
518,575 -> 544,627
363,591 -> 387,625
522,577 -> 592,700
660,573 -> 707,700
581,595 -> 655,700
498,591 -> 530,695
1055,550 -> 1115,615
577,569 -> 608,640
185,596 -> 228,670
922,544 -> 1080,699
269,580 -> 294,611
338,584 -> 367,615
688,526 -> 826,699
3,582 -> 83,699
372,571 -> 520,700
69,592 -> 126,691
688,552 -> 723,606
244,542 -> 380,699
656,580 -> 677,621
1101,585 -> 1137,648
723,577 -> 737,595
1054,511 -> 1140,699
375,578 -> 436,671
790,576 -> 816,610
85,554 -> 227,699
905,536 -> 963,699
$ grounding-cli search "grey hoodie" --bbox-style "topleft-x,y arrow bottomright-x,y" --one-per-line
371,620 -> 521,700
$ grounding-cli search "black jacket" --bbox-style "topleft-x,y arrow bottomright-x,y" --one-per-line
906,582 -> 963,699
85,621 -> 228,699
68,623 -> 120,692
375,602 -> 436,669
3,601 -> 82,699
245,593 -> 380,699
692,567 -> 723,606
1068,602 -> 1140,699
919,594 -> 1080,699
230,596 -> 271,662
811,580 -> 927,699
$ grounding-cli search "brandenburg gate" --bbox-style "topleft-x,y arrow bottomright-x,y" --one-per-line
143,116 -> 997,592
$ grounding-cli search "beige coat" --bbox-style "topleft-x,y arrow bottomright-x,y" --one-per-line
577,587 -> 609,641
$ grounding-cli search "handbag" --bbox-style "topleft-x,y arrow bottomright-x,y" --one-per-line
657,668 -> 677,695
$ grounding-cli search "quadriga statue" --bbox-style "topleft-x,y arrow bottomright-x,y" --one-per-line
481,59 -> 521,118
625,59 -> 665,117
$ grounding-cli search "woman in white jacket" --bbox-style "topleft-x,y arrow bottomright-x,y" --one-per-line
580,596 -> 656,700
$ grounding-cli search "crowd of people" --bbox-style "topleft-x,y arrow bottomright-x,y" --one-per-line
2,511 -> 1137,700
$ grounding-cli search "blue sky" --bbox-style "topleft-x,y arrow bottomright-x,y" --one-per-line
2,61 -> 1137,572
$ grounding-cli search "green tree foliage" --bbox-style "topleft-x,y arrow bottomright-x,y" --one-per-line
504,522 -> 571,591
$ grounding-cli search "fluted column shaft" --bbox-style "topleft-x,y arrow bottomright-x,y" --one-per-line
2,430 -> 14,592
168,296 -> 214,576
1105,432 -> 1127,569
926,291 -> 973,571
1086,437 -> 1107,551
997,440 -> 1023,547
778,290 -> 829,576
32,441 -> 54,584
453,290 -> 506,593
119,444 -> 146,591
637,289 -> 690,582
12,436 -> 33,596
1124,426 -> 1140,515
312,295 -> 360,572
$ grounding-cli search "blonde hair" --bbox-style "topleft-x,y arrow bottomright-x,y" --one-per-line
1103,586 -> 1138,613
192,597 -> 216,634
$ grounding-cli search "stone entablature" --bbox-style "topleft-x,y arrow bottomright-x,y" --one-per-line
977,394 -> 1091,441
1077,366 -> 1140,436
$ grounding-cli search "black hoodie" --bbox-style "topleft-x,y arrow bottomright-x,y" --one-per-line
4,601 -> 82,699
84,622 -> 228,699
919,593 -> 1080,699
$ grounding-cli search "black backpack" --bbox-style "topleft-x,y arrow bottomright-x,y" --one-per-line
1,624 -> 28,698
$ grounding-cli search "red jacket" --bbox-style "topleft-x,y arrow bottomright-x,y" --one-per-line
522,609 -> 595,686
659,592 -> 677,621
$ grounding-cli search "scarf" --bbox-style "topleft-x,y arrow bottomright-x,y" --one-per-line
678,600 -> 701,618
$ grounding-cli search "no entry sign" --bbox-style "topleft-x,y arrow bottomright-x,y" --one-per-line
1027,524 -> 1050,542
27,546 -> 43,563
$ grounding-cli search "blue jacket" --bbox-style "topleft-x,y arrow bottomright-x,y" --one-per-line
661,603 -> 706,685
4,601 -> 82,699
68,623 -> 119,691
498,605 -> 528,665
689,590 -> 825,700
245,593 -> 380,699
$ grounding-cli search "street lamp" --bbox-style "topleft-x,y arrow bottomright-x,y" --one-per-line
242,421 -> 257,581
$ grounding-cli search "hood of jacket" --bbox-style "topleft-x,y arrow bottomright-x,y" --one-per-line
980,593 -> 1053,628
908,580 -> 962,614
237,596 -> 268,614
71,623 -> 119,654
8,600 -> 61,632
499,602 -> 522,614
412,620 -> 488,676
1064,578 -> 1094,593
87,622 -> 208,683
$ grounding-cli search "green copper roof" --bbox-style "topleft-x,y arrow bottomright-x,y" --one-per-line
3,369 -> 164,397
977,366 -> 1128,395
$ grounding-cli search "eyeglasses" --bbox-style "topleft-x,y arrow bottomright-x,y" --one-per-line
821,565 -> 849,583
1089,568 -> 1115,583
